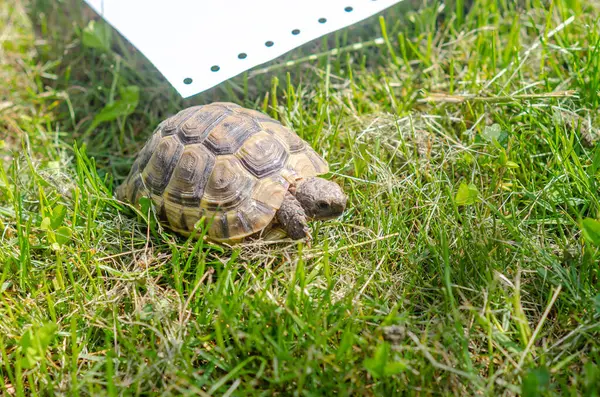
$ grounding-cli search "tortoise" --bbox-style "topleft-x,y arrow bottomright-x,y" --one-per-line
116,102 -> 347,243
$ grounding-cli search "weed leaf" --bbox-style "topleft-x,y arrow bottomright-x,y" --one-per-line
94,86 -> 140,124
521,366 -> 550,397
581,218 -> 600,246
364,342 -> 406,378
82,20 -> 112,51
455,182 -> 480,206
50,204 -> 67,229
55,226 -> 72,245
20,322 -> 57,369
482,123 -> 508,147
40,217 -> 52,231
364,342 -> 390,378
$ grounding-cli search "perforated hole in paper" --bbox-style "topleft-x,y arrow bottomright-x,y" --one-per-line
84,0 -> 404,97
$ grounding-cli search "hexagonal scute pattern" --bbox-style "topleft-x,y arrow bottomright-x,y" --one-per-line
262,121 -> 306,153
305,147 -> 329,174
233,107 -> 280,124
251,174 -> 289,210
211,102 -> 241,111
141,135 -> 184,195
236,131 -> 288,178
288,147 -> 329,177
117,131 -> 162,203
163,144 -> 215,207
207,199 -> 275,241
161,106 -> 200,136
163,202 -> 204,234
201,155 -> 256,212
118,174 -> 144,203
177,105 -> 230,144
204,113 -> 261,155
136,132 -> 162,172
152,195 -> 168,223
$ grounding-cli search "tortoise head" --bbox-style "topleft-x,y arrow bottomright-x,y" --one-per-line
294,177 -> 347,220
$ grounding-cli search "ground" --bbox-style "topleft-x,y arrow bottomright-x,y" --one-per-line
1,0 -> 600,395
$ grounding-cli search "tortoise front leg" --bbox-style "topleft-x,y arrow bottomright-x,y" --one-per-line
276,192 -> 311,241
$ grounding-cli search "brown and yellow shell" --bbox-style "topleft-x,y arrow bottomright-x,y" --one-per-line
116,102 -> 329,242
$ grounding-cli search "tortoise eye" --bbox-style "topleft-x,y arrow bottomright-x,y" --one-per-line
317,201 -> 328,210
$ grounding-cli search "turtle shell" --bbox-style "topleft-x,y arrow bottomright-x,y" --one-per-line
116,102 -> 329,242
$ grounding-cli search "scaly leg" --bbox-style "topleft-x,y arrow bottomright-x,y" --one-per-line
276,192 -> 311,241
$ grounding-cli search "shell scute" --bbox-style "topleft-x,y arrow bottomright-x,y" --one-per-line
252,175 -> 289,210
288,147 -> 329,177
163,143 -> 215,207
204,113 -> 260,155
161,106 -> 200,136
264,121 -> 306,153
178,105 -> 229,144
200,155 -> 256,212
141,135 -> 184,195
233,107 -> 279,123
236,130 -> 288,178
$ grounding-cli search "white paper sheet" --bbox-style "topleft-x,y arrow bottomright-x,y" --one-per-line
83,0 -> 403,97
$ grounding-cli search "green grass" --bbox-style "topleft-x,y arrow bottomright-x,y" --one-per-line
2,0 -> 600,395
